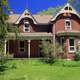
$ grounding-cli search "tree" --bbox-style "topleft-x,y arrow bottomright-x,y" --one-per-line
37,7 -> 62,15
0,0 -> 18,72
0,0 -> 10,56
68,0 -> 74,4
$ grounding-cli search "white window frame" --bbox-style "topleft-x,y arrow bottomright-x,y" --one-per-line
65,19 -> 72,30
24,21 -> 30,32
18,41 -> 25,53
68,37 -> 76,53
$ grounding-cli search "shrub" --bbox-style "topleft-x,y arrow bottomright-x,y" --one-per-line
39,40 -> 56,64
75,51 -> 80,61
0,57 -> 8,72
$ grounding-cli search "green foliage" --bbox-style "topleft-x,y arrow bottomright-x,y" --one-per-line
54,59 -> 80,67
37,7 -> 62,15
75,51 -> 80,61
68,0 -> 74,4
0,59 -> 80,80
39,40 -> 53,57
39,40 -> 55,64
0,0 -> 15,73
39,40 -> 63,64
0,57 -> 8,72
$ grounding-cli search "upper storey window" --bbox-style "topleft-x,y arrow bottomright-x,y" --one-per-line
65,19 -> 71,30
24,21 -> 30,32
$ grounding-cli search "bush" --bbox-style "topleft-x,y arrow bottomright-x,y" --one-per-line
0,56 -> 8,72
39,40 -> 56,64
75,51 -> 80,61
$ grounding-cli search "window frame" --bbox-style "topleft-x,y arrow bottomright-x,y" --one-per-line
24,21 -> 30,32
68,37 -> 76,53
18,41 -> 25,53
65,19 -> 72,30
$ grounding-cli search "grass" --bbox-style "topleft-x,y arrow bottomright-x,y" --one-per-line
0,59 -> 80,80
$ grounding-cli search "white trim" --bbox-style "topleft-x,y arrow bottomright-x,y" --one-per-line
4,40 -> 7,55
65,19 -> 72,30
28,40 -> 31,58
8,40 -> 9,53
24,21 -> 30,32
51,3 -> 80,21
68,37 -> 76,53
15,9 -> 37,24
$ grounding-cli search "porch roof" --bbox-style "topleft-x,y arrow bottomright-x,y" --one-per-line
7,32 -> 53,40
56,31 -> 80,36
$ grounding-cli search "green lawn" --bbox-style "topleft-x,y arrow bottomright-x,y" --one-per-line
0,59 -> 80,80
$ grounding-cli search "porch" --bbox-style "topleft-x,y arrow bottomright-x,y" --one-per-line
5,32 -> 53,58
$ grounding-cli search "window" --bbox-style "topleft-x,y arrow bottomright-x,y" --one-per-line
69,38 -> 76,52
65,19 -> 71,30
19,41 -> 25,52
24,21 -> 30,32
65,7 -> 72,11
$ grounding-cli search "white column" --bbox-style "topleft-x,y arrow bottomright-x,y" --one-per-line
8,41 -> 9,53
4,40 -> 7,56
28,40 -> 31,58
53,24 -> 56,57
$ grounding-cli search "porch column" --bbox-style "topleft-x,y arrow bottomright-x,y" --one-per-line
52,24 -> 56,57
28,40 -> 31,58
66,38 -> 69,58
8,41 -> 9,53
4,40 -> 7,56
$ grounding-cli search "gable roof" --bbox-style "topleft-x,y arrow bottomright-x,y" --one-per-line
7,14 -> 20,24
15,9 -> 37,24
51,3 -> 80,21
33,15 -> 52,24
7,3 -> 80,24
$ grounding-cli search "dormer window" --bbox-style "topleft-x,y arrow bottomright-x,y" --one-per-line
24,21 -> 30,32
65,19 -> 71,30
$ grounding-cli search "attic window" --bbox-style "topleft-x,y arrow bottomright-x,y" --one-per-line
25,13 -> 29,15
65,7 -> 68,10
65,7 -> 72,11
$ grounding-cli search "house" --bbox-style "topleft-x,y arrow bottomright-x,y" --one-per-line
6,3 -> 80,59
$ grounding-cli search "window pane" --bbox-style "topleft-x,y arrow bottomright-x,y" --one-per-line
66,21 -> 70,26
24,21 -> 29,32
70,46 -> 74,51
70,39 -> 74,46
20,48 -> 24,52
65,19 -> 71,30
19,41 -> 25,52
65,7 -> 68,10
25,29 -> 29,31
20,41 -> 24,47
25,24 -> 29,28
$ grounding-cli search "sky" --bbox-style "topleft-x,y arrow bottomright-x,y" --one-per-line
8,0 -> 68,14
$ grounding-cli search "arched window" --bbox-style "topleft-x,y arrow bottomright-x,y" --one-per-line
64,7 -> 72,11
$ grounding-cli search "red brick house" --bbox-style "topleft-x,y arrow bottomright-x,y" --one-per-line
6,3 -> 80,59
